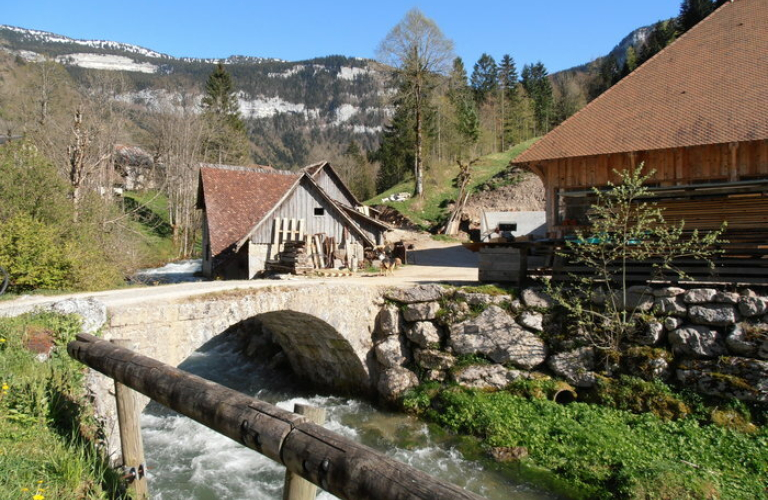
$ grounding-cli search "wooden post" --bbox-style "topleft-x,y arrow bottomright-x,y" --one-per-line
283,404 -> 326,500
111,339 -> 149,500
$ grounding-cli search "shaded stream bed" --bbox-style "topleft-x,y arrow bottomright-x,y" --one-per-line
141,336 -> 567,500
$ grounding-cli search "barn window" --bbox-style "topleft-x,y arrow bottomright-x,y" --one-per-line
314,207 -> 325,216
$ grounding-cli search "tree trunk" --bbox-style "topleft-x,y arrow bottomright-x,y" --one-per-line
415,79 -> 424,198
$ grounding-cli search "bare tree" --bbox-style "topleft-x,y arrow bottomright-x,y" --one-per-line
377,8 -> 454,198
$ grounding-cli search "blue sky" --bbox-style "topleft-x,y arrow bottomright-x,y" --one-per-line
2,1 -> 681,72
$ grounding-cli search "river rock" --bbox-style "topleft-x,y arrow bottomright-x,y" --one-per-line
521,288 -> 554,309
689,304 -> 737,326
404,321 -> 441,348
653,287 -> 685,298
414,349 -> 455,370
677,357 -> 768,402
622,347 -> 672,380
374,335 -> 411,368
668,325 -> 725,358
376,304 -> 401,337
518,311 -> 544,332
449,305 -> 547,369
385,285 -> 444,304
655,296 -> 688,317
402,302 -> 441,322
424,369 -> 446,382
725,324 -> 766,357
489,447 -> 529,462
452,364 -> 520,391
50,298 -> 107,334
738,296 -> 768,318
630,322 -> 664,346
547,347 -> 597,388
683,288 -> 718,304
377,367 -> 419,402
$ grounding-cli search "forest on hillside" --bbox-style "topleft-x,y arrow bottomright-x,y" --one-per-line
0,0 -> 720,293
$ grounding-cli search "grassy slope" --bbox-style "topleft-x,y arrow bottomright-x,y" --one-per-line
122,190 -> 176,266
365,138 -> 538,229
0,313 -> 123,499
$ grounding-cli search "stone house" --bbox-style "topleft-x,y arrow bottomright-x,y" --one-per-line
197,162 -> 388,279
514,0 -> 768,238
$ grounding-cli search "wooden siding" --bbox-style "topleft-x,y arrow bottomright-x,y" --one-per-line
526,139 -> 768,232
249,177 -> 366,246
313,169 -> 358,207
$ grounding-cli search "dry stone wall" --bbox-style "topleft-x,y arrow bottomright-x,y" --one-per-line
373,285 -> 768,404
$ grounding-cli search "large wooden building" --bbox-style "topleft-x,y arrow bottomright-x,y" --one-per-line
514,0 -> 768,237
197,163 -> 388,279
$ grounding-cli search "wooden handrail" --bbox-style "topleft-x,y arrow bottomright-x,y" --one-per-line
67,334 -> 486,500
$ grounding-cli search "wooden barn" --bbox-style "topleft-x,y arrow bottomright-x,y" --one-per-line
514,0 -> 768,239
197,163 -> 388,279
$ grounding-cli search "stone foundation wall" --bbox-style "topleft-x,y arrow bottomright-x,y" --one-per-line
373,285 -> 768,404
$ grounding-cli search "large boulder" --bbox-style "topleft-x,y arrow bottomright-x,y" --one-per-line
50,298 -> 107,334
452,364 -> 521,391
655,296 -> 688,317
738,296 -> 768,318
374,335 -> 411,368
402,302 -> 441,322
454,290 -> 513,307
547,347 -> 597,388
621,347 -> 672,381
689,304 -> 737,326
377,367 -> 419,402
668,325 -> 725,358
449,306 -> 547,369
385,285 -> 444,304
677,357 -> 768,402
629,322 -> 664,346
518,311 -> 544,332
653,287 -> 685,298
683,288 -> 718,304
404,321 -> 441,348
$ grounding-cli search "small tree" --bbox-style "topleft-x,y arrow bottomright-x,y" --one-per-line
545,165 -> 725,352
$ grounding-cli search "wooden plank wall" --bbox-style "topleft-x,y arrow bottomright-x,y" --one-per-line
532,139 -> 768,232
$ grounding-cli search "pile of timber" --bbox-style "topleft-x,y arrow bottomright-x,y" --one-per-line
278,241 -> 314,275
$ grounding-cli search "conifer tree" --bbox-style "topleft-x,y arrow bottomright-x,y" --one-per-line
521,62 -> 554,135
201,63 -> 250,165
677,0 -> 715,34
470,53 -> 498,104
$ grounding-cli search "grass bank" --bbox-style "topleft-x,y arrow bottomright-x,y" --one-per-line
366,139 -> 538,229
0,313 -> 124,499
405,382 -> 767,499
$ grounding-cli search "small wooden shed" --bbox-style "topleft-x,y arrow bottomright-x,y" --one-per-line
197,163 -> 388,279
514,0 -> 768,237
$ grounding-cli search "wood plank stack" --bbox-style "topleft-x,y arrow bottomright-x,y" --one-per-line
278,241 -> 314,275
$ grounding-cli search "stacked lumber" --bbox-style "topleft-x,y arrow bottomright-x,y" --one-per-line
278,241 -> 314,275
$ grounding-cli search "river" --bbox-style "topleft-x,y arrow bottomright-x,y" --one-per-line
141,336 -> 563,500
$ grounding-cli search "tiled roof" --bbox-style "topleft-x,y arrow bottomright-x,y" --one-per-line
200,164 -> 299,256
515,0 -> 768,164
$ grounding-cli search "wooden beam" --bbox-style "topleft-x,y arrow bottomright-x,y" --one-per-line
729,142 -> 739,182
67,335 -> 485,500
283,404 -> 326,500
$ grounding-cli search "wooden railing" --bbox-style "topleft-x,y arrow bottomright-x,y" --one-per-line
67,334 -> 486,500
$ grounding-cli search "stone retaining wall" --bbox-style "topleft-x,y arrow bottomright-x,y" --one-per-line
373,285 -> 768,404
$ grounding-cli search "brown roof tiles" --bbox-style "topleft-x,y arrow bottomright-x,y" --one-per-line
515,0 -> 768,164
199,164 -> 299,256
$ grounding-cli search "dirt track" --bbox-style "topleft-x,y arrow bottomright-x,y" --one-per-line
0,238 -> 479,314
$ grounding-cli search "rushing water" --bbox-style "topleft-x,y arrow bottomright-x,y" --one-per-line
132,259 -> 203,285
141,337 -> 563,500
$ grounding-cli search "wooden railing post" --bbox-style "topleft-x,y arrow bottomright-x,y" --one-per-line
283,404 -> 326,500
111,339 -> 149,499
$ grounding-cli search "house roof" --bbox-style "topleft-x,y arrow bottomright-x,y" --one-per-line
515,0 -> 768,164
199,164 -> 299,256
303,161 -> 362,207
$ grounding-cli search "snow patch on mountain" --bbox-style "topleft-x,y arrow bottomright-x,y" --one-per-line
337,66 -> 371,80
56,53 -> 158,73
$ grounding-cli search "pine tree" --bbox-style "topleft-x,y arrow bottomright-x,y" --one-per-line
470,53 -> 498,104
521,62 -> 554,135
497,55 -> 519,102
497,54 -> 520,149
677,0 -> 715,34
201,63 -> 250,165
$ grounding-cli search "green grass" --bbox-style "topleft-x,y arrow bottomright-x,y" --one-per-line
415,386 -> 767,500
123,190 -> 176,265
0,313 -> 124,499
365,139 -> 539,229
